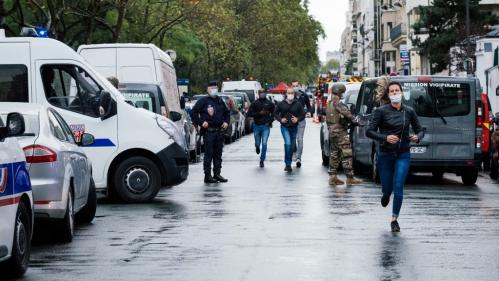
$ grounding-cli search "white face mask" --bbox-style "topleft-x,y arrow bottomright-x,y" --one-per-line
287,94 -> 295,101
389,94 -> 402,104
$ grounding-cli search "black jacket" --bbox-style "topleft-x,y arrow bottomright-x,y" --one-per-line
366,104 -> 424,152
297,90 -> 312,113
247,98 -> 275,126
275,99 -> 305,128
191,96 -> 230,128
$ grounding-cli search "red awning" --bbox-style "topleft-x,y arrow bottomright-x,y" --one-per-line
269,82 -> 289,93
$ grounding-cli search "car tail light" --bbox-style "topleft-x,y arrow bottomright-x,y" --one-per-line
476,136 -> 482,148
23,145 -> 57,163
477,104 -> 483,128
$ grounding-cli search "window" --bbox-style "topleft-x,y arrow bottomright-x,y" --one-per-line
0,65 -> 29,102
484,42 -> 493,52
433,84 -> 470,116
41,65 -> 102,118
121,91 -> 156,112
47,109 -> 69,142
400,82 -> 471,117
401,83 -> 433,117
49,109 -> 76,144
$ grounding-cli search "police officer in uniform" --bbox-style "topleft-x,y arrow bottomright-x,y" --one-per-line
191,85 -> 230,183
326,83 -> 363,186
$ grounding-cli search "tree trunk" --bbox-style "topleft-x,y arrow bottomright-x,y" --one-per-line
113,0 -> 128,42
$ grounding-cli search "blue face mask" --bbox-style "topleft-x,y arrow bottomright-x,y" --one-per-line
209,88 -> 218,97
259,93 -> 267,99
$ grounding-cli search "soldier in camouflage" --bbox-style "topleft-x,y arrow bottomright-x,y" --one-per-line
326,83 -> 363,186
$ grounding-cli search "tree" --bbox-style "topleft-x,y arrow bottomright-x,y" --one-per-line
320,59 -> 340,74
412,0 -> 499,73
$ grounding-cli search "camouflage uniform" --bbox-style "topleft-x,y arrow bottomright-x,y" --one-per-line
326,95 -> 356,177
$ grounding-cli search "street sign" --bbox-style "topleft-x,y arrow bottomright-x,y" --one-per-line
400,44 -> 410,66
177,79 -> 189,85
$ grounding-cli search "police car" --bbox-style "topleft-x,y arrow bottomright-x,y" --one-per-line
0,113 -> 33,277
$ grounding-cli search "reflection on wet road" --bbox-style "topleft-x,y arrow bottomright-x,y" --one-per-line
21,120 -> 499,280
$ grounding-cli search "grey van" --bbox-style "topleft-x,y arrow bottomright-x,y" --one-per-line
352,76 -> 482,185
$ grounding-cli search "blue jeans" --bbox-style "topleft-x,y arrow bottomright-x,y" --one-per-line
280,126 -> 298,166
253,124 -> 270,161
377,151 -> 411,218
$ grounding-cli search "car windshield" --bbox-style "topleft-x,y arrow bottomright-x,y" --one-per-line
400,82 -> 471,117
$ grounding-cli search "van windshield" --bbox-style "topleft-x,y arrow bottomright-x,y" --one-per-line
400,82 -> 471,117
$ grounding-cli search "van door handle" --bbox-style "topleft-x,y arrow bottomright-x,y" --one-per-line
70,155 -> 77,160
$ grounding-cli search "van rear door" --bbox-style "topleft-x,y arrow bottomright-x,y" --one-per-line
430,79 -> 476,160
398,80 -> 434,161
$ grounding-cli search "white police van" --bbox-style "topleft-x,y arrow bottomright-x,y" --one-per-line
0,33 -> 188,203
0,113 -> 33,277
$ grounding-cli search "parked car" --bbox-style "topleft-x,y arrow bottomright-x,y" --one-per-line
0,104 -> 97,242
339,82 -> 362,105
0,36 -> 188,203
351,76 -> 483,185
0,113 -> 33,278
223,91 -> 253,133
220,94 -> 245,141
222,80 -> 262,102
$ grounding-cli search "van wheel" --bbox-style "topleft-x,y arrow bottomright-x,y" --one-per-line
490,158 -> 498,180
461,168 -> 478,185
76,178 -> 97,224
5,200 -> 31,277
59,189 -> 74,243
372,151 -> 380,184
113,156 -> 161,203
322,150 -> 329,166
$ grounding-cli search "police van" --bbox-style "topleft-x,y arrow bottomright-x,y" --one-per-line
0,113 -> 33,277
0,34 -> 188,203
352,76 -> 483,185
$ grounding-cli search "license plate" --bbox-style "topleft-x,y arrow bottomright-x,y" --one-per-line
410,146 -> 426,154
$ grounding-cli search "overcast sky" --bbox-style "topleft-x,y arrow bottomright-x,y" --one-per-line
308,0 -> 349,62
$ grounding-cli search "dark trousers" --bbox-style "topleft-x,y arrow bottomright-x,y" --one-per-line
203,131 -> 225,176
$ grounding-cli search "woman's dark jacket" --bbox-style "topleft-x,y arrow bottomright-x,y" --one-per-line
366,104 -> 424,152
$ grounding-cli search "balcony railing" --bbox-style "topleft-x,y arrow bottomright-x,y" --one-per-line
390,23 -> 407,42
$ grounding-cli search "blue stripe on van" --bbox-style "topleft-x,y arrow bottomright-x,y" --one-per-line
87,138 -> 116,147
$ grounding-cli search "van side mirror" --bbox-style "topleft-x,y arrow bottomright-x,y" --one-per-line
169,111 -> 183,122
99,91 -> 116,120
80,133 -> 95,146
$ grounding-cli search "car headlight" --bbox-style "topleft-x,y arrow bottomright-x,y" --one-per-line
156,115 -> 186,150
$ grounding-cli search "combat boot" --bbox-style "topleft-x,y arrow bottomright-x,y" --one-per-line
328,175 -> 344,185
346,177 -> 363,185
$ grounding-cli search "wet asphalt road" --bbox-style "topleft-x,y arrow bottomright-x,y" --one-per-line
18,119 -> 499,281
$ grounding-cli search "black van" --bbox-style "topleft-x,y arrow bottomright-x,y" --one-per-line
352,76 -> 483,185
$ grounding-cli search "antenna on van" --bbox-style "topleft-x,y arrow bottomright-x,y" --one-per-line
165,49 -> 177,62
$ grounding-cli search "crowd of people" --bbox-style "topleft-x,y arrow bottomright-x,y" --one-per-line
190,80 -> 423,232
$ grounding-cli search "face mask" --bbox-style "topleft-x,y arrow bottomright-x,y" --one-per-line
209,88 -> 218,97
389,94 -> 402,104
287,94 -> 295,101
259,93 -> 267,99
